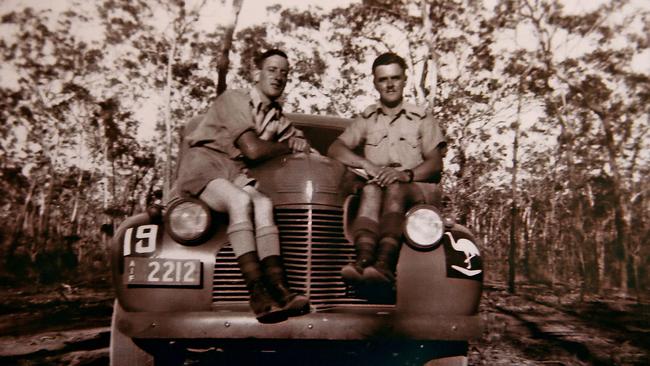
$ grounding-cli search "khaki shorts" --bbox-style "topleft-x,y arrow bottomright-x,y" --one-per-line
356,182 -> 442,221
175,146 -> 255,196
412,182 -> 442,206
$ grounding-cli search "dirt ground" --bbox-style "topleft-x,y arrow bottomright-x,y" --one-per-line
469,283 -> 649,365
0,282 -> 647,365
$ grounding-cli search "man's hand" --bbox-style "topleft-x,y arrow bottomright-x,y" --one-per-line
288,136 -> 309,153
369,166 -> 411,187
360,160 -> 382,179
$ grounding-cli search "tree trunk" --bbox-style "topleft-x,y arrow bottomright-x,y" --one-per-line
421,1 -> 438,110
31,172 -> 55,263
162,41 -> 176,200
521,205 -> 531,280
508,89 -> 521,294
38,172 -> 55,245
596,227 -> 605,293
69,166 -> 85,236
216,0 -> 244,96
5,181 -> 36,263
590,107 -> 632,295
614,206 -> 630,294
575,200 -> 587,301
100,139 -> 113,248
508,203 -> 517,293
627,129 -> 646,303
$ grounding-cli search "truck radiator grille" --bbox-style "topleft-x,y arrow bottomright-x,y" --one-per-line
213,206 -> 371,309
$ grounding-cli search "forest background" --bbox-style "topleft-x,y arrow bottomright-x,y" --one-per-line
0,0 -> 648,304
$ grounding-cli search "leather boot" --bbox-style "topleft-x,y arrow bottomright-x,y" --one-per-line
363,238 -> 400,285
237,252 -> 286,323
341,236 -> 376,285
261,255 -> 310,317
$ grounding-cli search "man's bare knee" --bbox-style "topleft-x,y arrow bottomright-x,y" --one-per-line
227,190 -> 252,216
200,179 -> 233,212
383,183 -> 408,213
361,184 -> 382,199
242,186 -> 275,227
384,183 -> 407,200
358,184 -> 382,219
252,194 -> 273,217
200,180 -> 256,224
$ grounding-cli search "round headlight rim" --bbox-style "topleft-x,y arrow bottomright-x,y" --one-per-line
403,204 -> 445,251
164,197 -> 213,245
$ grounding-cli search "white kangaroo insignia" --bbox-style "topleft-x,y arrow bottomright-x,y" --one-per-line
444,232 -> 483,280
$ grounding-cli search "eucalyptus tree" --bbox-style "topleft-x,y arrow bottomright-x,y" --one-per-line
0,5 -> 106,264
216,0 -> 244,95
0,1 -> 172,280
96,0 -> 228,197
493,0 -> 650,296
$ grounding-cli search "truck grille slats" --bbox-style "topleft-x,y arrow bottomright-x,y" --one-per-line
212,206 -> 371,309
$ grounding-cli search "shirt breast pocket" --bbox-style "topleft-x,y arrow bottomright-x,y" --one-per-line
400,129 -> 421,149
366,129 -> 387,146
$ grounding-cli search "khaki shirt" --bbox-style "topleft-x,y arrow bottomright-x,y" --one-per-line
337,102 -> 446,169
185,88 -> 303,159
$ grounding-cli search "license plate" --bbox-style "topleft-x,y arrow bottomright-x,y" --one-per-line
124,258 -> 202,286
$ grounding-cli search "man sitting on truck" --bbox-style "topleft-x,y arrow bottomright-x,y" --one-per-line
327,52 -> 446,292
174,49 -> 310,323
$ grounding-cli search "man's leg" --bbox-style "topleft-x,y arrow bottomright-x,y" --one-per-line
364,183 -> 422,284
341,184 -> 382,283
199,180 -> 285,323
243,186 -> 310,316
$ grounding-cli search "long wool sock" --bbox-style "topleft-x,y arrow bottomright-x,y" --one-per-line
255,225 -> 281,260
227,221 -> 256,258
379,212 -> 404,241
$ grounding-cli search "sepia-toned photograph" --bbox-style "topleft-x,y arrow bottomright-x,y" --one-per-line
0,0 -> 648,365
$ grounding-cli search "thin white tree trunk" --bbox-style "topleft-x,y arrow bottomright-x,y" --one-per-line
163,41 -> 176,199
420,1 -> 437,110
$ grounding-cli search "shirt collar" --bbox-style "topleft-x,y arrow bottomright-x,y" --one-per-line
376,101 -> 406,117
361,102 -> 406,119
362,102 -> 426,120
250,86 -> 282,114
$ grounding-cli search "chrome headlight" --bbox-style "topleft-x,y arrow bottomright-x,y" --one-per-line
404,205 -> 445,250
164,198 -> 212,244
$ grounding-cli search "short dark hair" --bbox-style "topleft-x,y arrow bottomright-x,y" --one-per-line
371,52 -> 407,74
255,49 -> 289,69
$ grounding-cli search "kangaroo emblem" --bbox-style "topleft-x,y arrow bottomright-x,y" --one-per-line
446,232 -> 482,277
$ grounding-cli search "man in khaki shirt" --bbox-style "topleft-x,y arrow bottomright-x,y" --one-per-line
175,49 -> 310,323
327,52 -> 446,292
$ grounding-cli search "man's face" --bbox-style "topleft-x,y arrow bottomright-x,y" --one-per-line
373,63 -> 406,107
257,55 -> 289,100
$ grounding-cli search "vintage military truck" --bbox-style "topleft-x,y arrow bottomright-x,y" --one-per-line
109,113 -> 484,365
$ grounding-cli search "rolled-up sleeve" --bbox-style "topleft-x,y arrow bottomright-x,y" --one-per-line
420,115 -> 446,157
336,117 -> 368,149
186,90 -> 256,158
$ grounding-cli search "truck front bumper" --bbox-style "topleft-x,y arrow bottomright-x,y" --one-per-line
115,304 -> 483,342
